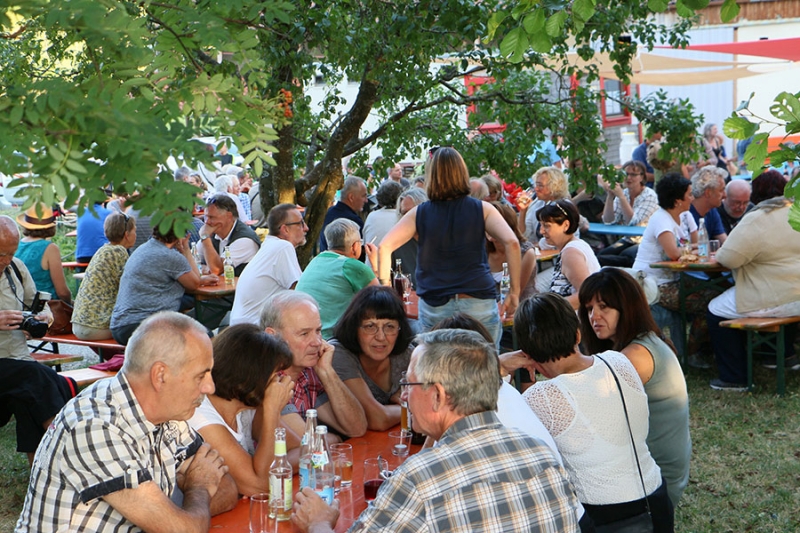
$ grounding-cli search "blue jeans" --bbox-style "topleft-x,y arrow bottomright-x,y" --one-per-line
417,296 -> 501,349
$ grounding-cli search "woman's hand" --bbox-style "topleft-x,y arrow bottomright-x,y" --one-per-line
264,373 -> 295,410
498,350 -> 538,380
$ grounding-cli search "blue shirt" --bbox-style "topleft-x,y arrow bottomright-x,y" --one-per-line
319,202 -> 364,252
76,204 -> 111,261
632,141 -> 654,175
689,204 -> 726,239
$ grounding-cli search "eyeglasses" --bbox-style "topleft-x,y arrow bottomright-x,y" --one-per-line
283,220 -> 306,228
360,322 -> 400,336
534,181 -> 548,189
625,172 -> 643,177
399,378 -> 434,390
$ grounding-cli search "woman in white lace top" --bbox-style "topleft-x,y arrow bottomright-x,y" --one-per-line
510,292 -> 674,532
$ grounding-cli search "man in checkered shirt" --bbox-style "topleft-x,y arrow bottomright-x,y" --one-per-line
292,329 -> 583,533
16,312 -> 237,532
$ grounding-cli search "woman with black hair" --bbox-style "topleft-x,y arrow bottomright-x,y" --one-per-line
579,268 -> 690,506
330,286 -> 414,431
536,199 -> 600,309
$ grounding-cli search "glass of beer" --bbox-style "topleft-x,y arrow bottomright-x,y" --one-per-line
330,443 -> 353,487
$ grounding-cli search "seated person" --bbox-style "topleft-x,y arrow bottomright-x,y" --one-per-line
715,179 -> 753,235
597,161 -> 659,267
329,286 -> 413,431
579,268 -> 690,505
14,204 -> 72,303
510,293 -> 673,531
487,202 -> 538,302
196,194 -> 260,277
688,166 -> 728,243
296,218 -> 378,339
71,213 -> 137,340
260,291 -> 368,438
537,200 -> 600,309
188,324 -> 301,496
110,222 -> 218,344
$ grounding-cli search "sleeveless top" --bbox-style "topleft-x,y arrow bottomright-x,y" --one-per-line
549,239 -> 601,297
416,196 -> 496,306
630,331 -> 691,504
15,239 -> 58,298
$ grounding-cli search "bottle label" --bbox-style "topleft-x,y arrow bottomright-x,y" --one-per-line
311,451 -> 328,467
301,433 -> 308,446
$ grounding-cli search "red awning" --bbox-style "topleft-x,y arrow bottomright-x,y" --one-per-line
661,37 -> 800,62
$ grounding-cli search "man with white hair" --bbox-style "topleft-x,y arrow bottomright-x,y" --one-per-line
16,312 -> 238,532
689,166 -> 728,243
716,179 -> 754,235
296,219 -> 379,338
319,177 -> 368,253
213,175 -> 248,221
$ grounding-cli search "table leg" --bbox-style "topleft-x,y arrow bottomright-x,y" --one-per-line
777,327 -> 786,397
679,274 -> 688,369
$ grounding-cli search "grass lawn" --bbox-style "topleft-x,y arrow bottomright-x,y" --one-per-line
2,364 -> 800,531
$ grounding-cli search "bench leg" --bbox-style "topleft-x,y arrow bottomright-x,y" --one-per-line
777,326 -> 786,397
747,330 -> 754,392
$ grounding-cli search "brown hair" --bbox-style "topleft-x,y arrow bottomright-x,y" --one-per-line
486,201 -> 525,254
425,147 -> 471,201
21,227 -> 56,238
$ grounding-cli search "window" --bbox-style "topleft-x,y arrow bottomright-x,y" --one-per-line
600,78 -> 632,127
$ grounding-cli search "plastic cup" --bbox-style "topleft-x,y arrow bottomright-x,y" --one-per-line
389,430 -> 411,457
330,443 -> 353,487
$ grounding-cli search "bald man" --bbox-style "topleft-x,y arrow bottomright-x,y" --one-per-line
716,180 -> 754,235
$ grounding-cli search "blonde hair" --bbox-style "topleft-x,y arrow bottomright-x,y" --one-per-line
531,166 -> 569,200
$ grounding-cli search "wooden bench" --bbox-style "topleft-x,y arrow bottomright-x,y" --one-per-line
59,368 -> 117,389
29,334 -> 125,362
31,352 -> 83,371
720,316 -> 800,396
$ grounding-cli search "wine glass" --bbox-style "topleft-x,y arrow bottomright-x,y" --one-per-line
401,276 -> 411,305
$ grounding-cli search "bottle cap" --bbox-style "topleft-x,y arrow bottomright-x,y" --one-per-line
315,425 -> 328,434
306,409 -> 317,417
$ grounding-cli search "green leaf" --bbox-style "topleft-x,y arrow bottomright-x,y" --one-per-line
744,132 -> 769,175
545,12 -> 567,38
500,27 -> 529,62
64,159 -> 88,174
10,104 -> 24,125
788,202 -> 800,233
720,0 -> 740,22
52,175 -> 68,198
723,116 -> 757,140
48,144 -> 66,162
675,0 -> 695,17
253,157 -> 263,177
736,92 -> 755,112
42,184 -> 54,206
769,92 -> 800,123
647,0 -> 669,12
572,0 -> 596,23
530,31 -> 553,53
487,11 -> 508,40
522,9 -> 545,35
680,0 -> 709,9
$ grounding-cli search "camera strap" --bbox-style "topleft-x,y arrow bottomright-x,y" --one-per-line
4,261 -> 27,309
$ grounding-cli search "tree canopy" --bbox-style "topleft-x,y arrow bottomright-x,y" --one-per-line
0,0 -> 742,259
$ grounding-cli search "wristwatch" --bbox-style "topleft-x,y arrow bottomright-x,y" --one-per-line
199,233 -> 210,241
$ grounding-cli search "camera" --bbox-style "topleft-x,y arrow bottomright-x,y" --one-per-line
19,291 -> 50,338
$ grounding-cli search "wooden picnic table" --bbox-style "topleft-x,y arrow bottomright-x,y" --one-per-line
209,426 -> 420,532
189,275 -> 237,324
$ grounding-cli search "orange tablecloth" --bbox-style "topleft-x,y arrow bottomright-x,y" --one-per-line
209,427 -> 419,532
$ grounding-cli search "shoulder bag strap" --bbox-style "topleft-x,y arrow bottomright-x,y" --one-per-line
595,354 -> 652,517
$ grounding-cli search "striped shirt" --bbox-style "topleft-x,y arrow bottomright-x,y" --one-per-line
15,373 -> 203,532
350,411 -> 580,533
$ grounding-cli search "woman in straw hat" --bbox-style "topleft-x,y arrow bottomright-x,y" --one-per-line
15,204 -> 72,303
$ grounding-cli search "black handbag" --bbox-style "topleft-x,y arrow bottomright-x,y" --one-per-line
594,355 -> 654,533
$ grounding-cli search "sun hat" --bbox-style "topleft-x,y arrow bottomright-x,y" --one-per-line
16,203 -> 57,230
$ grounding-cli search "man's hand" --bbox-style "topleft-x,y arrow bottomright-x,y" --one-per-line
264,373 -> 295,410
199,222 -> 217,240
291,487 -> 339,533
199,275 -> 220,286
316,340 -> 336,374
179,443 -> 228,499
0,310 -> 23,330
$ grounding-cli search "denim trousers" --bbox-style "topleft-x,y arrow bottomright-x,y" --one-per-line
417,295 -> 502,349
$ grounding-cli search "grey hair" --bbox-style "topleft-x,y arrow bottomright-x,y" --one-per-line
341,176 -> 366,199
174,166 -> 192,181
324,218 -> 361,251
266,203 -> 299,235
531,166 -> 570,200
702,123 -> 717,140
691,167 -> 726,198
396,187 -> 428,216
214,175 -> 232,193
469,178 -> 489,200
481,174 -> 503,196
122,312 -> 208,376
259,290 -> 319,331
413,329 -> 499,415
725,179 -> 751,196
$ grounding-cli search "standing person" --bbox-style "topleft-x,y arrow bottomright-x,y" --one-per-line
632,132 -> 662,184
329,286 -> 414,431
14,204 -> 72,303
512,293 -> 674,531
296,219 -> 378,339
71,213 -> 137,340
319,177 -> 369,253
75,200 -> 111,264
537,200 -> 600,309
377,147 -> 521,346
16,312 -> 238,532
715,180 -> 753,235
382,163 -> 410,189
230,204 -> 305,326
597,161 -> 659,267
702,123 -> 731,176
291,329 -> 582,533
579,269 -> 690,505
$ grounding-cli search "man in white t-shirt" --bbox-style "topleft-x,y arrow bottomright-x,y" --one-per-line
229,204 -> 306,326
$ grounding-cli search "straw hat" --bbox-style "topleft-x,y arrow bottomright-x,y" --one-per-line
17,204 -> 57,230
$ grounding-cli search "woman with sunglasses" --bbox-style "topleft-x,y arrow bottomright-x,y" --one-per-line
329,286 -> 414,431
536,200 -> 600,309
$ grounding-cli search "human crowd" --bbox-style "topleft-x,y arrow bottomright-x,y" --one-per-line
1,127 -> 799,532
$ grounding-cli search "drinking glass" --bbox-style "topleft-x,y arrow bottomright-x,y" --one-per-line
388,430 -> 411,457
401,276 -> 412,305
363,457 -> 389,503
250,493 -> 274,533
330,451 -> 344,494
709,239 -> 720,260
330,443 -> 353,487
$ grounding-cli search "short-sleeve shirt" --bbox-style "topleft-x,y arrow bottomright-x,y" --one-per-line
689,204 -> 726,239
330,340 -> 411,405
16,372 -> 203,532
76,204 -> 111,261
72,244 -> 129,330
632,208 -> 690,286
110,239 -> 192,330
0,258 -> 38,360
296,252 -> 375,339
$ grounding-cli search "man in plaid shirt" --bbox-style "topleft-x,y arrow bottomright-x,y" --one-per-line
292,329 -> 583,533
16,312 -> 237,532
